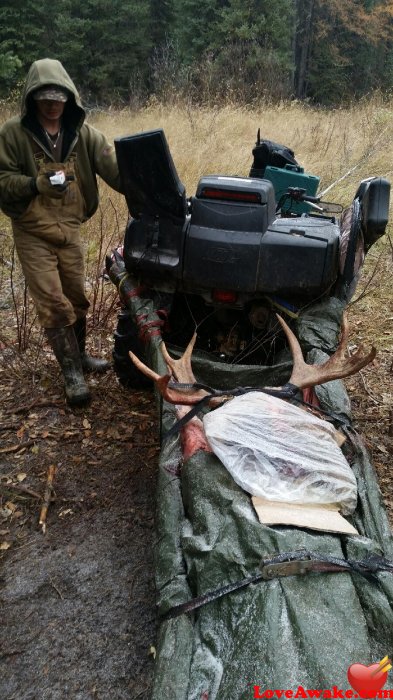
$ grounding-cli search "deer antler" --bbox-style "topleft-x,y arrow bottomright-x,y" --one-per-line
130,333 -> 226,406
130,336 -> 215,459
277,313 -> 376,389
129,313 -> 376,405
160,332 -> 199,386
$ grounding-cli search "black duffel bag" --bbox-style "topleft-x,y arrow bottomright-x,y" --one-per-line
249,129 -> 298,178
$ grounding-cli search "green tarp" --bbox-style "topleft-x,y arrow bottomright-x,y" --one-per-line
109,260 -> 393,699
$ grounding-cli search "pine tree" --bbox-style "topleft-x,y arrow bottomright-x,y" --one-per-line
150,0 -> 174,48
296,0 -> 393,102
55,0 -> 152,102
0,0 -> 152,102
211,0 -> 294,101
0,0 -> 61,89
173,0 -> 224,63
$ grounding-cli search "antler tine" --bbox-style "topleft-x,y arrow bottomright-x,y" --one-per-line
276,313 -> 376,389
160,332 -> 198,384
158,333 -> 229,406
129,350 -> 209,405
129,332 -> 214,406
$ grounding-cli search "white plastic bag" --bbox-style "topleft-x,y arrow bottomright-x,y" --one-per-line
203,392 -> 357,515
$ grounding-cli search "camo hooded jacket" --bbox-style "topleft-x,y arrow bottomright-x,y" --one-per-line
0,58 -> 122,220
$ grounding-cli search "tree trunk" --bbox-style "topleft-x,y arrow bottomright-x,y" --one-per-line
293,0 -> 315,99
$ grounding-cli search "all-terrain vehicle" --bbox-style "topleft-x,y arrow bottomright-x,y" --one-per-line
106,130 -> 393,700
111,129 -> 390,386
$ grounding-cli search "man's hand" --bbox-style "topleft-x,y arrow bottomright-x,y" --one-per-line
35,173 -> 68,199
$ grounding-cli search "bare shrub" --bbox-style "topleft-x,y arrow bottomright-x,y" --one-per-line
0,185 -> 128,368
149,39 -> 194,105
82,187 -> 128,351
201,42 -> 291,106
148,41 -> 292,107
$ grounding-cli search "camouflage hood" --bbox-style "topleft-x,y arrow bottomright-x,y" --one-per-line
21,58 -> 85,134
0,58 -> 122,220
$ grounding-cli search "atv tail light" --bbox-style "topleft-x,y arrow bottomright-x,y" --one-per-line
212,289 -> 238,304
200,188 -> 261,203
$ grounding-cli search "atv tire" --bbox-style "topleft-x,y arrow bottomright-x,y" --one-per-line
113,309 -> 152,389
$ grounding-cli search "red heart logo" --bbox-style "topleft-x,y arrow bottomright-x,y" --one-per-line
347,663 -> 389,698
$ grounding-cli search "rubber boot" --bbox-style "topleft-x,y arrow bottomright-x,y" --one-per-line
45,326 -> 91,406
73,317 -> 111,373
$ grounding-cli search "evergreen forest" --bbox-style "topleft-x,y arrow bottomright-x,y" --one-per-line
0,0 -> 393,106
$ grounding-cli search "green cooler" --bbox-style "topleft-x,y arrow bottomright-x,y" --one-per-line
263,164 -> 320,214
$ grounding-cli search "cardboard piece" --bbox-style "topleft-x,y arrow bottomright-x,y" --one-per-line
252,497 -> 358,535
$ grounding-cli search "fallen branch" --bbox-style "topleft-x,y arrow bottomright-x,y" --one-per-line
0,423 -> 20,432
357,368 -> 381,405
0,484 -> 42,500
0,441 -> 35,454
49,578 -> 64,599
39,465 -> 56,534
9,399 -> 63,415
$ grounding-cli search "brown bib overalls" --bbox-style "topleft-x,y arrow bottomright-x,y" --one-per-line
12,155 -> 90,328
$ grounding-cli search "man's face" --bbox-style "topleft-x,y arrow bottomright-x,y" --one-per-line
35,99 -> 66,123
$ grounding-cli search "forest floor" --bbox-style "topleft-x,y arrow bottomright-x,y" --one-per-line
0,333 -> 159,700
0,281 -> 392,700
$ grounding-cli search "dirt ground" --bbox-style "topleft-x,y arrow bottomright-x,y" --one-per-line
0,344 -> 159,700
0,293 -> 392,700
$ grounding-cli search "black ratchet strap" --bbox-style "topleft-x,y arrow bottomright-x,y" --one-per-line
162,381 -> 349,440
160,550 -> 393,620
163,382 -> 299,440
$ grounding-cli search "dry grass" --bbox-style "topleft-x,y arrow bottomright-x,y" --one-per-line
1,94 -> 392,336
91,93 -> 393,195
0,96 -> 392,456
1,95 -> 392,335
91,94 -> 393,348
